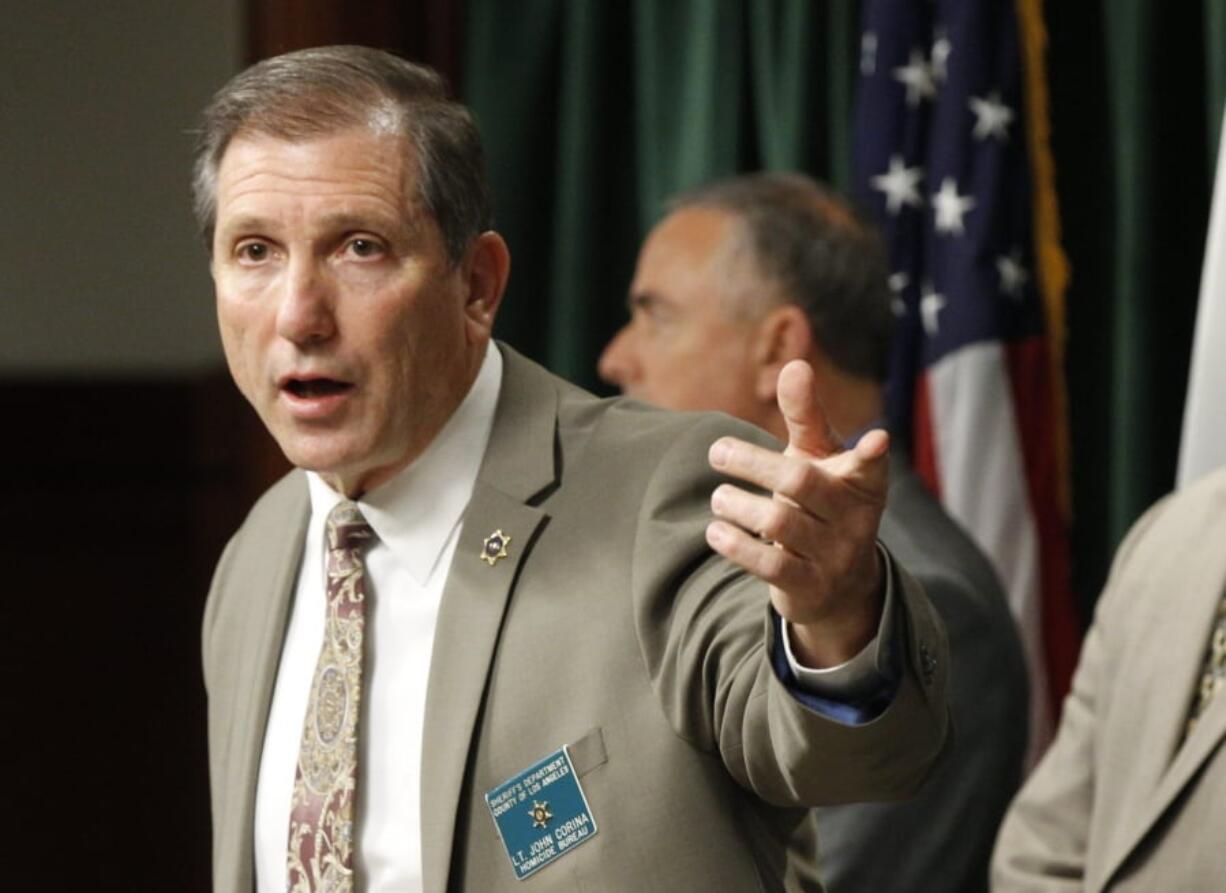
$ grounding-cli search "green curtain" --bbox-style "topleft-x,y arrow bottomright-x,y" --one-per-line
1207,0 -> 1226,161
1066,1 -> 1220,605
463,0 -> 1226,608
465,0 -> 858,389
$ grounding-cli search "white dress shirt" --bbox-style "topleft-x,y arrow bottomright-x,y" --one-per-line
254,345 -> 502,893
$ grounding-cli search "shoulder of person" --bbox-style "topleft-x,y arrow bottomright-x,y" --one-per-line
1116,465 -> 1226,567
211,469 -> 308,584
498,340 -> 777,471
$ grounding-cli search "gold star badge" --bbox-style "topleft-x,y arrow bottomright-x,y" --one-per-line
481,529 -> 511,566
529,800 -> 553,829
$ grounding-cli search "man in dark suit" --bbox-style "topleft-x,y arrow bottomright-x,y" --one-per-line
600,171 -> 1028,892
197,48 -> 948,892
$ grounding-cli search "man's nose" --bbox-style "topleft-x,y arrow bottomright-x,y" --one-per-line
597,325 -> 638,390
275,258 -> 336,344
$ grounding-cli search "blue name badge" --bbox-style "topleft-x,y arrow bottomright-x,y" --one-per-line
484,745 -> 598,880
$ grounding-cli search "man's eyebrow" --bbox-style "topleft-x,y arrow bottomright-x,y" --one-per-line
215,213 -> 272,236
216,209 -> 408,237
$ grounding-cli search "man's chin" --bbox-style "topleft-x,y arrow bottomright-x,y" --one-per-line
277,439 -> 360,481
283,445 -> 409,498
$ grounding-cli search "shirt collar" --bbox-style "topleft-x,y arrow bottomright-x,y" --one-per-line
306,343 -> 503,585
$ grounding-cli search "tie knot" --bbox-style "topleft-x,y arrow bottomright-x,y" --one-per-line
326,500 -> 375,552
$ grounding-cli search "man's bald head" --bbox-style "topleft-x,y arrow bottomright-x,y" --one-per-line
599,173 -> 894,440
667,172 -> 894,383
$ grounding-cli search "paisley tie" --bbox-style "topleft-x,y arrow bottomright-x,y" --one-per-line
1186,591 -> 1226,739
287,501 -> 375,892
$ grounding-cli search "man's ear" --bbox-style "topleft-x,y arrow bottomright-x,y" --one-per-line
752,303 -> 813,402
462,231 -> 511,343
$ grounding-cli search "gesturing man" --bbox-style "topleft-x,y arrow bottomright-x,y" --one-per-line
198,46 -> 948,893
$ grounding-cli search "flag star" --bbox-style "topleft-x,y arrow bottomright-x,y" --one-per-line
931,30 -> 952,82
996,250 -> 1030,298
921,284 -> 946,336
861,32 -> 878,76
871,155 -> 925,215
932,177 -> 976,235
969,91 -> 1015,141
893,49 -> 936,106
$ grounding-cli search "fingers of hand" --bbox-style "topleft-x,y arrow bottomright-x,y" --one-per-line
710,436 -> 884,516
777,359 -> 839,458
707,512 -> 881,628
793,425 -> 890,506
853,428 -> 889,462
711,484 -> 825,559
705,520 -> 812,594
708,433 -> 886,625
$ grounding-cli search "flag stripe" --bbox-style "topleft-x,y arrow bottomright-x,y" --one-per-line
1005,338 -> 1080,709
927,343 -> 1053,763
911,375 -> 940,499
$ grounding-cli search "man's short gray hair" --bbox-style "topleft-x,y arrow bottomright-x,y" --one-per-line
671,172 -> 895,383
192,45 -> 490,263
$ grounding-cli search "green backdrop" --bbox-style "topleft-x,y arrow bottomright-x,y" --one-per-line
464,0 -> 1226,616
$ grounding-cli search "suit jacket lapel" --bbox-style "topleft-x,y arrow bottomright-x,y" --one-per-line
419,345 -> 559,893
1150,669 -> 1226,800
1096,545 -> 1226,891
222,479 -> 308,891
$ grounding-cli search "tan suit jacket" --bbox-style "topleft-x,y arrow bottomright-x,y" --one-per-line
203,345 -> 949,892
992,466 -> 1226,891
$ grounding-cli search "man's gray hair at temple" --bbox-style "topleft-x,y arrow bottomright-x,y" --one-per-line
670,172 -> 895,382
191,44 -> 490,263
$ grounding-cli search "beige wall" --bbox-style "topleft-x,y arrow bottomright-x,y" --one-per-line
0,1 -> 242,375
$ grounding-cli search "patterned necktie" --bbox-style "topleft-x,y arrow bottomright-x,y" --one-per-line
1186,590 -> 1226,739
288,501 -> 375,893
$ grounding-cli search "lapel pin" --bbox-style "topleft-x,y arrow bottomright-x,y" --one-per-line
529,800 -> 553,829
481,529 -> 511,566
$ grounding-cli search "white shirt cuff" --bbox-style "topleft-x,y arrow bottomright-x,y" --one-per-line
780,542 -> 898,700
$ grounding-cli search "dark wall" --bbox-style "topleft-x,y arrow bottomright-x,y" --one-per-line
7,378 -> 277,889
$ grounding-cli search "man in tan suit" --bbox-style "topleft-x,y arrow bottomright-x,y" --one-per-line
992,467 -> 1226,890
599,172 -> 1028,893
197,47 -> 948,892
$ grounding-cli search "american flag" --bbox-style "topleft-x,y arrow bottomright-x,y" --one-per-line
851,0 -> 1080,762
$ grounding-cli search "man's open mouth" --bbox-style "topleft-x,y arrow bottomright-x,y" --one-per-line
284,378 -> 352,397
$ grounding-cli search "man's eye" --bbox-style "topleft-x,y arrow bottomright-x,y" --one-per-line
633,301 -> 669,325
238,242 -> 270,262
346,237 -> 383,258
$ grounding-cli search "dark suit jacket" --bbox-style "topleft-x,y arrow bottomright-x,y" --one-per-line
203,344 -> 949,892
815,462 -> 1027,892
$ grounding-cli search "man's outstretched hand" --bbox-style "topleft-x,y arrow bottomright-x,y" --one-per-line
706,359 -> 890,668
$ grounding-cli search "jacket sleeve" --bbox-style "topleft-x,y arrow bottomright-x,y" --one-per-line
629,415 -> 950,808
